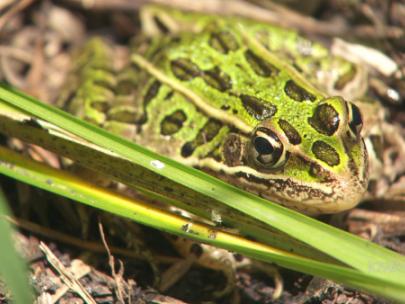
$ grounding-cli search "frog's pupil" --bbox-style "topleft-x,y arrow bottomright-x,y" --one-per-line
254,137 -> 274,155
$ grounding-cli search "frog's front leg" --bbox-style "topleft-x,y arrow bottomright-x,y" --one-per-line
161,236 -> 283,300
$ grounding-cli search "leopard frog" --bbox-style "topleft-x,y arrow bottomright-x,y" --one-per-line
62,5 -> 374,215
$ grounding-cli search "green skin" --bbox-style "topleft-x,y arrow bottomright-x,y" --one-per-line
62,6 -> 369,214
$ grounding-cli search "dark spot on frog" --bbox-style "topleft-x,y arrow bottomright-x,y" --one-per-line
153,16 -> 170,34
93,76 -> 116,91
278,119 -> 301,145
236,63 -> 245,71
201,66 -> 232,92
244,50 -> 279,77
221,105 -> 231,111
209,31 -> 239,54
181,143 -> 194,158
181,119 -> 223,157
164,90 -> 174,100
138,80 -> 161,124
107,108 -> 138,124
312,140 -> 340,166
240,95 -> 277,120
308,103 -> 339,136
292,62 -> 303,73
171,58 -> 201,81
144,80 -> 161,103
284,80 -> 316,102
160,110 -> 187,136
116,79 -> 135,95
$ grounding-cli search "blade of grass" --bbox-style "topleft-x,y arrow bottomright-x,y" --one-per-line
0,92 -> 343,263
1,85 -> 405,290
1,146 -> 405,302
0,187 -> 33,304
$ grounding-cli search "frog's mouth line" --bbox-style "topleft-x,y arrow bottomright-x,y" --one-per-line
192,156 -> 367,214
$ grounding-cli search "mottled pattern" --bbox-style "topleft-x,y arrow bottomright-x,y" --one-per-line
62,6 -> 369,213
284,80 -> 316,102
278,119 -> 301,145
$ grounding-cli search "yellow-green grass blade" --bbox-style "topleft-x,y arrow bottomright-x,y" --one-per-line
0,187 -> 33,303
1,85 -> 405,298
1,146 -> 405,302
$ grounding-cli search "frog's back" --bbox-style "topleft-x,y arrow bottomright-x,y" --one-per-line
62,12 -> 368,214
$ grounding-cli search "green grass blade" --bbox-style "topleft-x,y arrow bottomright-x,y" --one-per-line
1,85 -> 405,300
0,99 -> 331,262
1,146 -> 405,302
0,188 -> 33,303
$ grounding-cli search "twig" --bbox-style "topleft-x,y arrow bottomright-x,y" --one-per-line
98,221 -> 128,304
39,241 -> 97,304
50,260 -> 92,304
0,0 -> 36,33
6,216 -> 177,263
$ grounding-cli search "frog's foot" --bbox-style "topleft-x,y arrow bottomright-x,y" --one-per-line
161,237 -> 237,298
163,236 -> 283,300
249,260 -> 284,299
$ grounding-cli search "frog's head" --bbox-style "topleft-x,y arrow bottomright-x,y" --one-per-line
234,96 -> 368,214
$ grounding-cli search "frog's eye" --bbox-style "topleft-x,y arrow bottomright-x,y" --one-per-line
249,127 -> 286,169
347,103 -> 363,136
